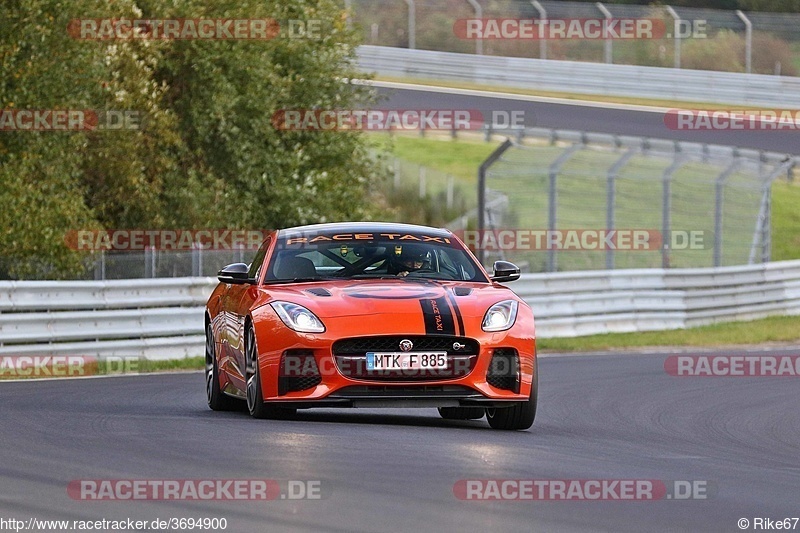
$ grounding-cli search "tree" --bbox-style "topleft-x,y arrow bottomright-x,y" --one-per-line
0,0 -> 384,279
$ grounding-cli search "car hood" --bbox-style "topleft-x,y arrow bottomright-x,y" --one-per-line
261,279 -> 518,320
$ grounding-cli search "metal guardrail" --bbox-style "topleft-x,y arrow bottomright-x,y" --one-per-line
357,45 -> 800,107
2,261 -> 800,359
516,259 -> 800,337
0,278 -> 216,360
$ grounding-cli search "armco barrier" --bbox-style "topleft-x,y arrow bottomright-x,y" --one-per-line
0,277 -> 217,361
357,45 -> 800,108
2,261 -> 800,360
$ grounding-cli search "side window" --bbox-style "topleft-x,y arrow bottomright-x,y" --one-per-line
247,237 -> 271,280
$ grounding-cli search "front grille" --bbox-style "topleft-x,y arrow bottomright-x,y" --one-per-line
486,348 -> 520,393
278,350 -> 322,395
331,335 -> 479,381
333,336 -> 479,355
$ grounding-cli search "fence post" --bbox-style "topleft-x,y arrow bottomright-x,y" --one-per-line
661,153 -> 686,268
94,251 -> 106,281
547,144 -> 583,272
403,0 -> 416,49
713,159 -> 741,267
446,175 -> 454,209
466,0 -> 483,55
596,2 -> 614,64
749,160 -> 794,263
531,1 -> 547,60
736,10 -> 752,74
477,138 -> 514,265
145,246 -> 156,278
666,6 -> 681,69
344,0 -> 352,29
606,148 -> 636,269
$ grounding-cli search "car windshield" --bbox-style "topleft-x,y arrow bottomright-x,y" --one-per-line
265,231 -> 488,283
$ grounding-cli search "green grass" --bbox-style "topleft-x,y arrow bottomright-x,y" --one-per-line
135,356 -> 205,373
0,356 -> 205,381
538,315 -> 800,352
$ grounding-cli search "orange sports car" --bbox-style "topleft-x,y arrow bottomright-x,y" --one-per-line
205,222 -> 537,430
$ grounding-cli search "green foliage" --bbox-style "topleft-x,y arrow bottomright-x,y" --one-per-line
0,0 -> 383,279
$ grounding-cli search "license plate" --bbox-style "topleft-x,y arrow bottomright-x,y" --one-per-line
366,352 -> 448,370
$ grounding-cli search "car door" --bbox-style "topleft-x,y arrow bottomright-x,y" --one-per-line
223,236 -> 272,390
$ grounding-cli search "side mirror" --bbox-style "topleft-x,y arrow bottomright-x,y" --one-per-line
217,263 -> 253,285
491,261 -> 520,283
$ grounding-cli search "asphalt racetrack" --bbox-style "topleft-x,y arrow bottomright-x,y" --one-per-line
2,349 -> 799,532
376,83 -> 800,156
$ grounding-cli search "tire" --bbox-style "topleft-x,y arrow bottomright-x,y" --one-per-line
206,322 -> 240,411
486,357 -> 538,431
245,325 -> 296,420
438,407 -> 485,420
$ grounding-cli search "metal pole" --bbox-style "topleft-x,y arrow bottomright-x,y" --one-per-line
446,175 -> 454,209
736,10 -> 752,74
605,148 -> 636,269
661,154 -> 686,268
596,2 -> 613,64
477,138 -> 514,265
531,0 -> 547,60
748,160 -> 794,264
403,0 -> 416,50
344,0 -> 352,29
712,159 -> 741,267
466,0 -> 483,55
666,6 -> 681,69
547,144 -> 583,272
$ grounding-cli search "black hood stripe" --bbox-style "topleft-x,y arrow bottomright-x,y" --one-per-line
419,296 -> 456,335
445,289 -> 465,336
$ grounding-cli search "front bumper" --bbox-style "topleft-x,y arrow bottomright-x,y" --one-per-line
252,314 -> 536,405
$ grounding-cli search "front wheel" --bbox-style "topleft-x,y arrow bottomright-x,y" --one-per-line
245,325 -> 296,420
486,358 -> 538,431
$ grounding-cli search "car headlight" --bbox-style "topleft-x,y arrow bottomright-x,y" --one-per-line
482,300 -> 518,332
270,301 -> 326,333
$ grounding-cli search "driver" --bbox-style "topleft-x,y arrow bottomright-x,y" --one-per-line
390,245 -> 431,277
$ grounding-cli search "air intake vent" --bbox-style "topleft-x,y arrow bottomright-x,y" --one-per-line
278,350 -> 322,395
305,288 -> 332,297
453,287 -> 473,296
486,348 -> 520,393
